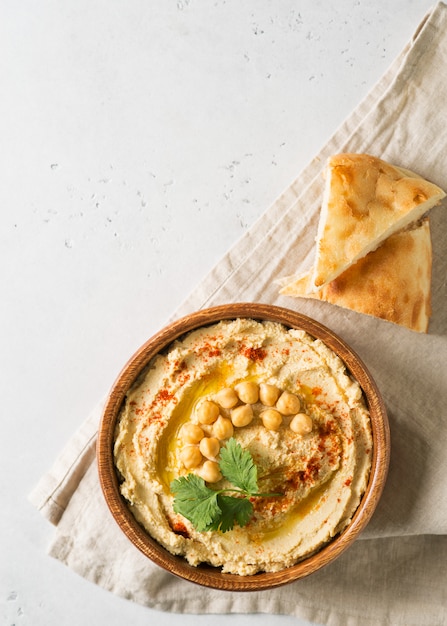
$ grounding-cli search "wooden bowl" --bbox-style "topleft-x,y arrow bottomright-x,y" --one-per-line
97,303 -> 390,591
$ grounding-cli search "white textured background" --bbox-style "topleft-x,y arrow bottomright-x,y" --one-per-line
1,1 -> 435,624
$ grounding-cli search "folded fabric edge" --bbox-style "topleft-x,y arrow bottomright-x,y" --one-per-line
28,400 -> 104,524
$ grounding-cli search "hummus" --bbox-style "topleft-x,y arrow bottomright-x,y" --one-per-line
114,318 -> 372,576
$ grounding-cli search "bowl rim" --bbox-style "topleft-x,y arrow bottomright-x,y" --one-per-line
97,302 -> 390,591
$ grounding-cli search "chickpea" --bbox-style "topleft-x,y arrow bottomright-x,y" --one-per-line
180,422 -> 204,444
234,381 -> 259,404
180,445 -> 203,469
196,400 -> 220,425
290,413 -> 313,435
199,436 -> 221,460
213,415 -> 234,440
199,460 -> 222,483
230,404 -> 254,427
215,387 -> 239,409
259,382 -> 281,407
260,408 -> 283,431
276,391 -> 301,415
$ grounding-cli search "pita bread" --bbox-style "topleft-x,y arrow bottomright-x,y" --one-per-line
312,153 -> 445,289
279,219 -> 432,333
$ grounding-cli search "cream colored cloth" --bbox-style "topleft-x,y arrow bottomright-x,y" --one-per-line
30,4 -> 447,625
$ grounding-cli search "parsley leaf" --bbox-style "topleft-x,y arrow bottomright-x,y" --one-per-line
170,474 -> 221,532
219,438 -> 258,494
217,494 -> 254,532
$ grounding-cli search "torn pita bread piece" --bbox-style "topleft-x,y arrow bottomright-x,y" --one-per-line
312,153 -> 445,289
280,219 -> 432,333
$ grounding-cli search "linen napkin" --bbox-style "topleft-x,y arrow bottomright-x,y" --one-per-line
30,4 -> 447,625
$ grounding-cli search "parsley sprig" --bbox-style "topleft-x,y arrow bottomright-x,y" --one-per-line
170,438 -> 282,533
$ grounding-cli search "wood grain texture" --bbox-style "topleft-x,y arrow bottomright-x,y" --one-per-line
97,303 -> 390,591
